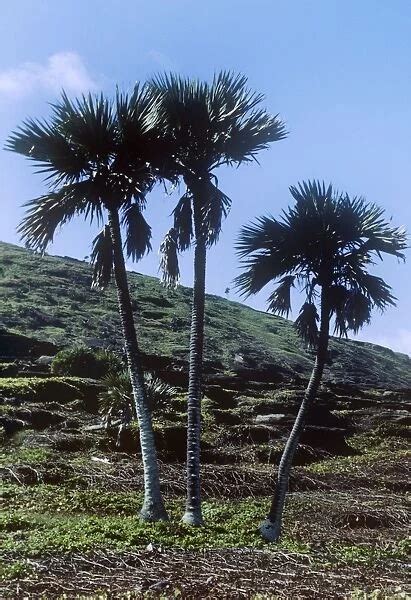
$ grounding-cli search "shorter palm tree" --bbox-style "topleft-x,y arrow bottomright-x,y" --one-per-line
235,180 -> 407,542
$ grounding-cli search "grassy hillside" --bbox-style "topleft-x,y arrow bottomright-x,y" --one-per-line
1,240 -> 410,388
1,240 -> 410,597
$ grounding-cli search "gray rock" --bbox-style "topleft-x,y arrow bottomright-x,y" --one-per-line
254,414 -> 290,424
36,355 -> 54,366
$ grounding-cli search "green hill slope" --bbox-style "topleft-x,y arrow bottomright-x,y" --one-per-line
0,241 -> 410,388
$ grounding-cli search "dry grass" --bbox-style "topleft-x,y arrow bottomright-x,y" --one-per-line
2,547 -> 409,599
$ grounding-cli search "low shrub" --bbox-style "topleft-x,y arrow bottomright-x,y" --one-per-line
51,347 -> 123,379
99,370 -> 176,423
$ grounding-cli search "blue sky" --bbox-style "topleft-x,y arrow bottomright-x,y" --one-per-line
0,0 -> 410,355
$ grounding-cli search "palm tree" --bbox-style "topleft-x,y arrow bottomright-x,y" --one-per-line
153,72 -> 286,525
235,180 -> 407,541
6,88 -> 169,521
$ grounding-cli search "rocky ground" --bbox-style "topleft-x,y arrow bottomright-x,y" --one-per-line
1,341 -> 410,599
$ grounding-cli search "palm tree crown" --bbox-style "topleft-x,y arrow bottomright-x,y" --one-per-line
6,88 -> 159,272
153,71 -> 287,278
7,86 -> 170,522
235,180 -> 407,343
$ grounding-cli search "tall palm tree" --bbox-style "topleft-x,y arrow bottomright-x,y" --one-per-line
235,180 -> 407,541
6,88 -> 169,521
153,72 -> 287,525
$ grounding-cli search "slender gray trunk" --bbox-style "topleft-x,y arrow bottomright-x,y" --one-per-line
182,194 -> 206,526
260,289 -> 330,542
108,207 -> 168,522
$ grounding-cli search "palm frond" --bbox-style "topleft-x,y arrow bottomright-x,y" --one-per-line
145,372 -> 176,412
116,84 -> 157,140
234,254 -> 287,298
121,203 -> 152,262
235,215 -> 302,298
99,369 -> 133,415
236,215 -> 289,258
219,110 -> 287,167
267,275 -> 295,316
289,180 -> 333,208
51,92 -> 116,163
294,302 -> 319,347
328,285 -> 350,337
99,369 -> 175,419
7,89 -> 160,208
159,228 -> 180,288
339,196 -> 408,259
91,225 -> 113,290
210,71 -> 287,166
149,71 -> 286,173
17,182 -> 102,253
6,116 -> 89,187
343,290 -> 372,333
173,192 -> 193,251
353,272 -> 396,310
200,181 -> 232,246
7,92 -> 117,188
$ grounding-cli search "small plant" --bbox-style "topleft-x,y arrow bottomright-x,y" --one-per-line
0,559 -> 34,580
99,369 -> 176,427
51,347 -> 123,379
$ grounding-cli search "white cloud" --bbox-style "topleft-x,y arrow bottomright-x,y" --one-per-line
0,52 -> 98,98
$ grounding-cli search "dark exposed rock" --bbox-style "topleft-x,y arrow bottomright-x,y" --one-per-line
62,418 -> 81,430
306,405 -> 351,428
155,426 -> 187,460
52,433 -> 95,452
0,362 -> 19,377
212,410 -> 242,425
233,362 -> 288,384
0,395 -> 22,406
0,329 -> 58,358
0,415 -> 26,435
13,407 -> 65,429
0,464 -> 41,485
204,385 -> 237,409
301,426 -> 354,455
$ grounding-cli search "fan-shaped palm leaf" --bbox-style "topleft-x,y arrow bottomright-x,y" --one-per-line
91,225 -> 113,290
121,203 -> 152,261
159,228 -> 180,288
172,192 -> 193,251
294,302 -> 319,347
267,275 -> 295,316
17,183 -> 103,253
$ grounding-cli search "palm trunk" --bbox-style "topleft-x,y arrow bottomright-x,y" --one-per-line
182,195 -> 207,526
260,289 -> 330,542
107,207 -> 168,522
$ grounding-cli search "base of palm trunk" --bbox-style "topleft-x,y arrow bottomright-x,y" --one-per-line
182,508 -> 204,526
259,518 -> 281,542
140,499 -> 169,522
